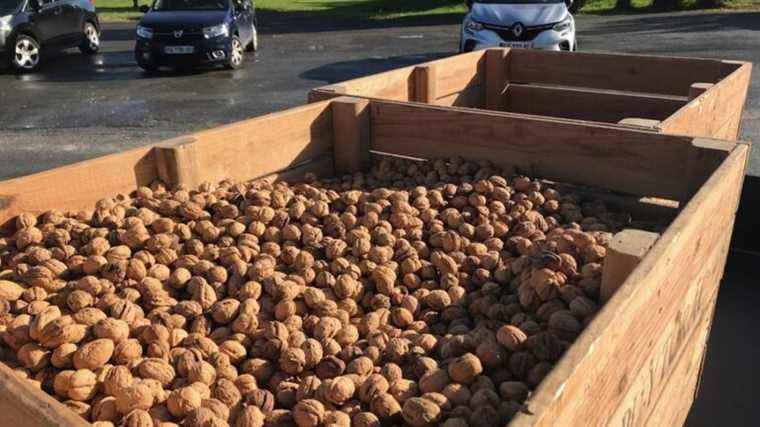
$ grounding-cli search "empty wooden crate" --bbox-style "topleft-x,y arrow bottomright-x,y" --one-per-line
310,49 -> 752,141
0,98 -> 748,426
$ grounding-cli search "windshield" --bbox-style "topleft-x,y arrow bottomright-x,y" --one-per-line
475,0 -> 564,3
152,0 -> 228,11
0,0 -> 23,14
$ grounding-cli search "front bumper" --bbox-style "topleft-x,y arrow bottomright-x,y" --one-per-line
134,36 -> 233,67
461,23 -> 575,52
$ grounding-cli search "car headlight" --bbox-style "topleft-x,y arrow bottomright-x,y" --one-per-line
0,15 -> 11,32
136,25 -> 154,39
203,23 -> 229,39
553,17 -> 572,32
465,20 -> 483,32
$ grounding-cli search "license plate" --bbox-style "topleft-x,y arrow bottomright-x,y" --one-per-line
500,42 -> 532,49
164,46 -> 194,54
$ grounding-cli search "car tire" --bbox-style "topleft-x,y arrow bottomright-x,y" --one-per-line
245,24 -> 257,52
225,35 -> 244,69
10,34 -> 41,73
79,21 -> 100,55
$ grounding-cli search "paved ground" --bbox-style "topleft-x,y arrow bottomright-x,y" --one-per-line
1,10 -> 759,425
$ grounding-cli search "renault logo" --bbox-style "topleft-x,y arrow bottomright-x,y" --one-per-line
174,30 -> 183,38
512,23 -> 524,38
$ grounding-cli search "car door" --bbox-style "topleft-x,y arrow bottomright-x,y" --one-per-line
28,0 -> 66,44
233,0 -> 252,45
58,0 -> 84,45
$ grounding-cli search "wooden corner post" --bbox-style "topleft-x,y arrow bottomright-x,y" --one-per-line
601,229 -> 660,302
153,136 -> 201,189
414,64 -> 438,103
331,97 -> 371,175
485,48 -> 508,110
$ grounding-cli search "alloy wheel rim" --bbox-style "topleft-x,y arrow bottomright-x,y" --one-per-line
14,39 -> 39,69
231,39 -> 242,65
85,24 -> 99,49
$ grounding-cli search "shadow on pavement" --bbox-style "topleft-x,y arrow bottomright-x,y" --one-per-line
299,52 -> 452,83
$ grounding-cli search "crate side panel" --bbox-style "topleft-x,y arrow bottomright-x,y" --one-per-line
660,63 -> 752,140
504,84 -> 686,124
0,146 -> 158,233
434,84 -> 484,107
508,49 -> 725,96
183,102 -> 335,187
508,145 -> 747,427
315,66 -> 416,101
369,101 -> 695,200
433,51 -> 486,99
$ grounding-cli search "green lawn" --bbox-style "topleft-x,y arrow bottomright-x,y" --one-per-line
95,0 -> 760,22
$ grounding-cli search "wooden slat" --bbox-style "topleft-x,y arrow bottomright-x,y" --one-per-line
370,100 -> 702,201
0,146 -> 158,233
429,50 -> 486,98
485,48 -> 508,110
660,62 -> 752,140
414,64 -> 438,103
433,84 -> 484,107
331,97 -> 371,174
312,66 -> 416,103
509,143 -> 747,427
308,85 -> 347,103
0,363 -> 89,427
508,49 -> 726,96
600,229 -> 660,302
162,101 -> 335,188
503,84 -> 686,124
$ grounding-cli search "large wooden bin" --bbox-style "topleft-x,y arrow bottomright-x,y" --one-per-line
0,98 -> 748,427
310,49 -> 752,141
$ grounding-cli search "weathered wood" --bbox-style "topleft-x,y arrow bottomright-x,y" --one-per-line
504,84 -> 685,124
414,64 -> 438,103
0,363 -> 89,427
618,118 -> 662,128
507,49 -> 725,96
687,138 -> 736,199
600,229 -> 660,302
370,100 -> 702,201
331,97 -> 371,174
170,101 -> 335,188
431,50 -> 485,98
485,48 -> 508,110
433,84 -> 483,107
0,146 -> 158,234
661,62 -> 753,140
509,143 -> 747,427
688,82 -> 714,100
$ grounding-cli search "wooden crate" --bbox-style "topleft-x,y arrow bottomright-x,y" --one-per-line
0,98 -> 748,427
310,49 -> 752,140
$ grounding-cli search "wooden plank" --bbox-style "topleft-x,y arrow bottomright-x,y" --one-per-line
433,84 -> 484,107
485,48 -> 508,110
313,66 -> 416,102
509,143 -> 747,427
414,64 -> 438,103
0,146 -> 158,234
370,100 -> 702,201
687,138 -> 736,199
0,363 -> 89,427
308,84 -> 347,103
254,155 -> 335,184
167,101 -> 335,188
688,83 -> 714,100
331,97 -> 371,174
431,50 -> 486,98
503,84 -> 686,124
618,118 -> 661,129
660,62 -> 752,140
507,49 -> 726,96
600,229 -> 660,302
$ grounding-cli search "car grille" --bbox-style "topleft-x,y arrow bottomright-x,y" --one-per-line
154,29 -> 205,42
482,22 -> 555,42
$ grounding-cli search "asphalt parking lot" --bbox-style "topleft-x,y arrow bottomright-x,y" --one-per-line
1,9 -> 759,426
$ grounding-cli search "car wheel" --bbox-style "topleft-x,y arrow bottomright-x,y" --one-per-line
226,35 -> 244,69
79,22 -> 100,55
245,24 -> 257,52
10,35 -> 41,73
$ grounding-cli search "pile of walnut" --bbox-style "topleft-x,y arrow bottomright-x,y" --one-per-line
0,156 -> 628,427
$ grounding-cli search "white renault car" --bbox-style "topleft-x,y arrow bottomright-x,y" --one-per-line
461,0 -> 577,52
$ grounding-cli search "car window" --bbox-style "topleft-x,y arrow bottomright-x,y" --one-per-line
153,0 -> 228,11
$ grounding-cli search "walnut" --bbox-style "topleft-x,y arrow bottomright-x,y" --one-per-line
115,383 -> 154,414
236,405 -> 266,427
73,338 -> 114,370
292,399 -> 325,427
68,368 -> 98,401
0,280 -> 25,301
369,393 -> 401,420
352,412 -> 381,427
448,353 -> 483,384
121,409 -> 154,427
497,325 -> 527,351
324,376 -> 355,405
167,386 -> 202,418
402,397 -> 442,427
103,365 -> 134,396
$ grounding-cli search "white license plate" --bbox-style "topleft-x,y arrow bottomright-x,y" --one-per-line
164,46 -> 194,54
500,42 -> 532,49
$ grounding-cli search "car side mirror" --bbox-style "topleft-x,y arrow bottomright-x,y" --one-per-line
139,5 -> 150,13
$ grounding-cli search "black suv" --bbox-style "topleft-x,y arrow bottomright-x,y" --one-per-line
134,0 -> 256,72
0,0 -> 99,72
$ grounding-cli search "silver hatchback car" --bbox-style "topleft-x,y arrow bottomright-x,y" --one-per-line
461,0 -> 577,52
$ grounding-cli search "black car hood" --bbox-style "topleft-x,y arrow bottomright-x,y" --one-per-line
140,11 -> 228,31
